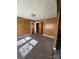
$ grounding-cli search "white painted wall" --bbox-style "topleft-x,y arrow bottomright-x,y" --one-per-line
17,0 -> 57,21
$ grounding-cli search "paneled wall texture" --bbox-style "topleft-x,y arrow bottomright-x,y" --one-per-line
17,17 -> 30,36
43,17 -> 58,37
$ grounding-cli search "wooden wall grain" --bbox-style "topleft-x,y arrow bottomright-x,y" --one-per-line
30,21 -> 34,34
38,22 -> 43,34
43,17 -> 58,37
17,17 -> 30,36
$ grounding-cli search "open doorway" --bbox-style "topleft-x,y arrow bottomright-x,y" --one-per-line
36,23 -> 39,33
35,22 -> 43,34
30,22 -> 43,34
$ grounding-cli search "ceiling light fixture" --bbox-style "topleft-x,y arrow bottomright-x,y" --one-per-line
31,14 -> 36,17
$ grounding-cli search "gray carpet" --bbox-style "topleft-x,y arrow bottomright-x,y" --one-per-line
17,33 -> 61,59
53,48 -> 61,59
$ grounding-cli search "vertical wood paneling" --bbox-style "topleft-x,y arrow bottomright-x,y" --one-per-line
17,17 -> 30,36
38,22 -> 43,34
43,17 -> 57,37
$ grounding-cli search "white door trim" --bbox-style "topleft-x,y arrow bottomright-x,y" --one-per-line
34,22 -> 40,33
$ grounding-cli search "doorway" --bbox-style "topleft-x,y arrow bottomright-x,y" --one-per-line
35,22 -> 43,34
36,23 -> 39,33
30,22 -> 43,34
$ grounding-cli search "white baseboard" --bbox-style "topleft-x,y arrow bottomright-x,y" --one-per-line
17,34 -> 31,38
42,34 -> 55,38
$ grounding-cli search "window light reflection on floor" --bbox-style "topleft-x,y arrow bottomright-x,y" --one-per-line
24,36 -> 32,41
19,39 -> 38,58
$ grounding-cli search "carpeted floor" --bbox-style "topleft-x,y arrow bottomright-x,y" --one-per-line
53,48 -> 61,59
17,33 -> 61,59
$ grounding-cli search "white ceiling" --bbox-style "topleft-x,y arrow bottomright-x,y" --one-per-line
17,0 -> 57,21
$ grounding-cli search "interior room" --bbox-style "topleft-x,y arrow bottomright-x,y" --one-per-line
17,0 -> 61,59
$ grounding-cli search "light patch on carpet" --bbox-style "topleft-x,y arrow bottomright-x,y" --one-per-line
29,39 -> 38,46
17,39 -> 26,46
24,37 -> 32,41
20,39 -> 38,58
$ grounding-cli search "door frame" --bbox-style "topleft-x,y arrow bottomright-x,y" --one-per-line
30,21 -> 40,34
34,22 -> 40,33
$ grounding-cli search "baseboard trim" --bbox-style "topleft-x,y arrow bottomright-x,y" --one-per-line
17,34 -> 31,38
42,34 -> 55,38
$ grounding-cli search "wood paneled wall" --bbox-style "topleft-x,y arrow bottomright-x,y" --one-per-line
17,17 -> 30,36
38,22 -> 43,34
30,22 -> 34,34
43,17 -> 58,37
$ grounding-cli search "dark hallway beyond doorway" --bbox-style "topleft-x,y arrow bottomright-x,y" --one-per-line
36,23 -> 39,33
